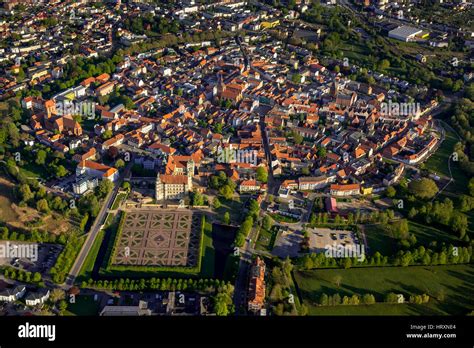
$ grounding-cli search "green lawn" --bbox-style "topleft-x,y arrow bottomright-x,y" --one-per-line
19,162 -> 50,180
306,302 -> 440,315
363,224 -> 397,256
256,226 -> 278,252
424,129 -> 468,194
216,198 -> 244,224
65,295 -> 100,316
77,229 -> 106,282
270,213 -> 299,223
111,192 -> 128,210
200,220 -> 216,278
364,221 -> 459,256
408,221 -> 459,246
294,265 -> 474,315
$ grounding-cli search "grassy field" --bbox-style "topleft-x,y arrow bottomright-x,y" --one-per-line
363,224 -> 397,256
424,129 -> 468,194
65,295 -> 100,316
200,220 -> 215,278
77,229 -> 106,282
364,221 -> 459,256
255,226 -> 278,252
294,265 -> 474,315
110,192 -> 128,210
408,221 -> 459,246
216,198 -> 245,224
0,176 -> 19,222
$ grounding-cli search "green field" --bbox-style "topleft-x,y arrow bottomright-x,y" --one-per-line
65,295 -> 100,316
255,226 -> 278,252
111,192 -> 128,210
425,129 -> 468,194
200,220 -> 216,278
363,224 -> 397,256
408,221 -> 459,246
364,221 -> 459,256
77,229 -> 106,282
294,265 -> 474,315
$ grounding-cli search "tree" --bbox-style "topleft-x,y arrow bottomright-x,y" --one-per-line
115,159 -> 125,169
263,215 -> 273,230
362,294 -> 376,305
50,289 -> 65,303
96,179 -> 113,198
58,300 -> 68,313
223,211 -> 231,225
33,272 -> 42,282
212,197 -> 221,210
212,290 -> 233,316
36,199 -> 49,213
291,73 -> 302,84
319,293 -> 329,306
219,185 -> 234,200
102,130 -> 113,140
55,165 -> 68,178
18,184 -> 34,203
451,212 -> 468,239
332,275 -> 342,288
317,146 -> 327,158
408,178 -> 438,199
36,150 -> 47,165
408,207 -> 418,219
386,186 -> 396,198
192,191 -> 204,206
248,199 -> 260,219
256,166 -> 268,183
292,131 -> 303,145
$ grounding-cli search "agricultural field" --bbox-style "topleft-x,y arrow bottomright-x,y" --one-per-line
294,265 -> 474,316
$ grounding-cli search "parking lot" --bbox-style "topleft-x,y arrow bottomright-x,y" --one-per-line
0,242 -> 62,275
308,228 -> 360,254
272,228 -> 303,258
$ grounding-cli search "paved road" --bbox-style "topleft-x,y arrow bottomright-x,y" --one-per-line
64,162 -> 132,288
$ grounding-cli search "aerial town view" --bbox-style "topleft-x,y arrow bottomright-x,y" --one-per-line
0,0 -> 472,346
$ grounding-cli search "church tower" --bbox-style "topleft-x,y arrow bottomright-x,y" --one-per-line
186,159 -> 194,189
216,73 -> 226,97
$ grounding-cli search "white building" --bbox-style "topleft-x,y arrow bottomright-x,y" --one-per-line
25,289 -> 50,306
73,176 -> 99,195
388,26 -> 423,42
0,285 -> 26,302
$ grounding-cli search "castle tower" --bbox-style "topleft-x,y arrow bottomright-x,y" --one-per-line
155,173 -> 163,201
